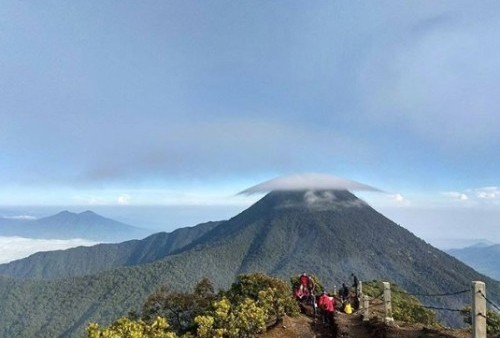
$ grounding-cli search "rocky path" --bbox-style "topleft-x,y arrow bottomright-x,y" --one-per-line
261,301 -> 472,338
259,314 -> 333,338
333,311 -> 381,338
334,309 -> 471,338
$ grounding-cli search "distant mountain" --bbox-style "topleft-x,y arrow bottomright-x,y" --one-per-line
0,190 -> 498,337
0,210 -> 151,242
447,244 -> 500,281
0,220 -> 219,279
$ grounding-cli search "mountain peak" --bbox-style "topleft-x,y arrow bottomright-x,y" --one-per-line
79,210 -> 98,216
56,210 -> 76,216
52,210 -> 99,218
257,189 -> 367,211
52,210 -> 100,219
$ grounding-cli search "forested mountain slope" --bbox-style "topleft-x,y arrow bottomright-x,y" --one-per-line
0,220 -> 219,279
0,190 -> 498,337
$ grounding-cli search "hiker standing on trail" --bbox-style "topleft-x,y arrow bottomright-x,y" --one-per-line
307,274 -> 315,303
351,273 -> 359,295
341,282 -> 349,302
307,275 -> 315,293
299,273 -> 309,293
318,291 -> 334,326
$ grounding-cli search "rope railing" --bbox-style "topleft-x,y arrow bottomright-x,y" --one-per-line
386,287 -> 471,313
418,304 -> 463,312
478,290 -> 500,312
373,290 -> 384,300
378,287 -> 471,314
395,287 -> 471,315
364,287 -> 470,314
359,279 -> 497,338
403,289 -> 469,297
366,290 -> 384,303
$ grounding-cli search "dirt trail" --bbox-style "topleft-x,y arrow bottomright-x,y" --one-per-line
259,303 -> 335,338
260,314 -> 333,338
333,311 -> 382,338
261,300 -> 472,338
333,304 -> 470,338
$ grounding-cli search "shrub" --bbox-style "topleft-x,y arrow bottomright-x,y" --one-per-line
87,273 -> 299,338
461,306 -> 500,335
87,316 -> 178,338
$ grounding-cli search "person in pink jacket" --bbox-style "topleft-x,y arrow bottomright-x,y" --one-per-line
318,291 -> 335,325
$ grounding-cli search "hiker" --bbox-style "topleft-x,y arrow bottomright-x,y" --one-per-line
351,273 -> 359,295
340,282 -> 349,302
318,291 -> 334,325
299,273 -> 309,293
307,275 -> 316,304
307,275 -> 315,294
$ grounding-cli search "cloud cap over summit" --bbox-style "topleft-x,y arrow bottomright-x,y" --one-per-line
238,173 -> 381,195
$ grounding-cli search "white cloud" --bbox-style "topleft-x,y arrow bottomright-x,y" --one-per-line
0,236 -> 97,264
1,215 -> 37,220
304,190 -> 335,204
443,187 -> 500,205
443,192 -> 469,201
117,194 -> 131,205
472,186 -> 499,199
391,193 -> 411,206
239,173 -> 381,194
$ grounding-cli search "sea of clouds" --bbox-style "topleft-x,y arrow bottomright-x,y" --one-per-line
0,237 -> 97,264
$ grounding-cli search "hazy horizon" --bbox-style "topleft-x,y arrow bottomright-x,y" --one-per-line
1,190 -> 499,264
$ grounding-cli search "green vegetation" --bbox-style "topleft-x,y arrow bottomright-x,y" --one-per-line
87,273 -> 299,338
141,278 -> 216,334
90,276 -> 465,338
226,273 -> 299,323
363,280 -> 438,325
87,317 -> 178,338
461,306 -> 500,335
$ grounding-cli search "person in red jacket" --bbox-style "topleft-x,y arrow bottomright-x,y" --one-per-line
318,291 -> 335,325
299,273 -> 309,293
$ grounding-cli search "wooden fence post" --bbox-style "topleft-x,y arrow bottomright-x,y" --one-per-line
383,282 -> 394,324
358,281 -> 363,309
363,295 -> 370,321
472,281 -> 486,338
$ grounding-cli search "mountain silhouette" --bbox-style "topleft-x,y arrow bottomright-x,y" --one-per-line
0,190 -> 498,337
447,244 -> 500,281
0,210 -> 151,242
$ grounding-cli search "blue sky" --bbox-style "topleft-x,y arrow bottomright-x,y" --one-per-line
1,1 -> 499,250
